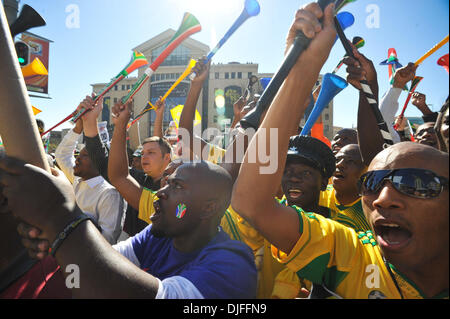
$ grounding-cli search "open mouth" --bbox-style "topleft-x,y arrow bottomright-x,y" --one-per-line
151,199 -> 163,222
287,189 -> 303,200
333,171 -> 345,179
374,220 -> 412,250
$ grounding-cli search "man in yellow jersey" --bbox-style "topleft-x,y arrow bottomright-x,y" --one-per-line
232,2 -> 449,298
252,134 -> 336,299
320,144 -> 371,232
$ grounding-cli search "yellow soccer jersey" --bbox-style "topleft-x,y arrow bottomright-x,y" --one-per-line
228,206 -> 288,299
271,205 -> 449,299
138,188 -> 243,242
138,188 -> 157,223
319,185 -> 371,232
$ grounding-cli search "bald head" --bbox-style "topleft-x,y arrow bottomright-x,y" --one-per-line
369,142 -> 448,178
339,144 -> 362,158
178,161 -> 233,216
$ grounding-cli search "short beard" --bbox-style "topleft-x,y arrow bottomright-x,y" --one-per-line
150,226 -> 166,238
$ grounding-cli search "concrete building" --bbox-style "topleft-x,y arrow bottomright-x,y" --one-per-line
91,29 -> 334,148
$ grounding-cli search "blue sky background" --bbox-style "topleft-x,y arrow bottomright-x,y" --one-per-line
9,0 -> 449,131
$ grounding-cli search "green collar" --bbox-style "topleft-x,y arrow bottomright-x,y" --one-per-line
389,263 -> 449,299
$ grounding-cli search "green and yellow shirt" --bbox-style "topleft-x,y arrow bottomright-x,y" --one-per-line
271,205 -> 449,299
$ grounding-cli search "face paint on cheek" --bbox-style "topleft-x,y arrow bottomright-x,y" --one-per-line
176,203 -> 187,219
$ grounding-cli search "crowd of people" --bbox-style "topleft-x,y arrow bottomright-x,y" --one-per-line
0,2 -> 448,299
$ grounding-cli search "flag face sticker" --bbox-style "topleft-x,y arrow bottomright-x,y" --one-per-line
176,204 -> 187,219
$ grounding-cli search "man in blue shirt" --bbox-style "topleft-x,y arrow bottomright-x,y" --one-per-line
1,158 -> 257,299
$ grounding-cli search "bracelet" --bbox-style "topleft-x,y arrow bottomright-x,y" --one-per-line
49,214 -> 94,257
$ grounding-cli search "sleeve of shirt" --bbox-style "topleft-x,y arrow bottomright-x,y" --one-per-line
96,189 -> 127,244
155,276 -> 204,299
138,188 -> 157,224
84,134 -> 110,182
271,206 -> 362,292
379,87 -> 402,143
422,112 -> 439,123
178,243 -> 257,299
113,237 -> 140,267
228,206 -> 264,251
54,129 -> 80,184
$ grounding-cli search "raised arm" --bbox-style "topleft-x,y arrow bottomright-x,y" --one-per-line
342,47 -> 384,166
411,92 -> 439,123
232,2 -> 336,254
153,97 -> 165,138
79,95 -> 110,181
379,63 -> 417,143
54,105 -> 84,184
108,100 -> 143,210
178,58 -> 210,160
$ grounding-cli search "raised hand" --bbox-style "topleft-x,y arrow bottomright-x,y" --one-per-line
154,96 -> 165,117
233,96 -> 247,121
342,42 -> 378,90
393,62 -> 417,89
191,56 -> 211,86
394,115 -> 407,131
111,99 -> 133,128
285,2 -> 336,64
81,94 -> 104,123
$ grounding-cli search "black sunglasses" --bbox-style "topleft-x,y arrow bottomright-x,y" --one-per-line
358,168 -> 449,199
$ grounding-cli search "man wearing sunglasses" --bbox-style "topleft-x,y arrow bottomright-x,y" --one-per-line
231,3 -> 448,296
358,142 -> 448,298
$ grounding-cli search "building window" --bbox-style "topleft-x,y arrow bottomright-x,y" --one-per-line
215,72 -> 219,79
114,98 -> 118,103
127,85 -> 131,90
151,75 -> 155,81
238,72 -> 242,79
231,72 -> 236,79
161,74 -> 166,80
324,125 -> 330,132
324,114 -> 329,121
155,74 -> 160,81
114,85 -> 118,91
225,72 -> 229,79
248,72 -> 252,78
151,44 -> 191,66
122,85 -> 125,91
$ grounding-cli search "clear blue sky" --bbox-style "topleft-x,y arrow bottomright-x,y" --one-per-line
12,0 -> 450,131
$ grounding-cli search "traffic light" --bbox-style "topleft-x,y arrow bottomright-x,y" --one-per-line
14,40 -> 30,66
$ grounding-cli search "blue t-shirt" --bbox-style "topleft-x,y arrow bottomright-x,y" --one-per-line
131,225 -> 257,299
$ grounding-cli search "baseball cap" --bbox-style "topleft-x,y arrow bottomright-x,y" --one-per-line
287,135 -> 335,179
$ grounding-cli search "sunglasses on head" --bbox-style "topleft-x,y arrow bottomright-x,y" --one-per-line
358,168 -> 449,199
